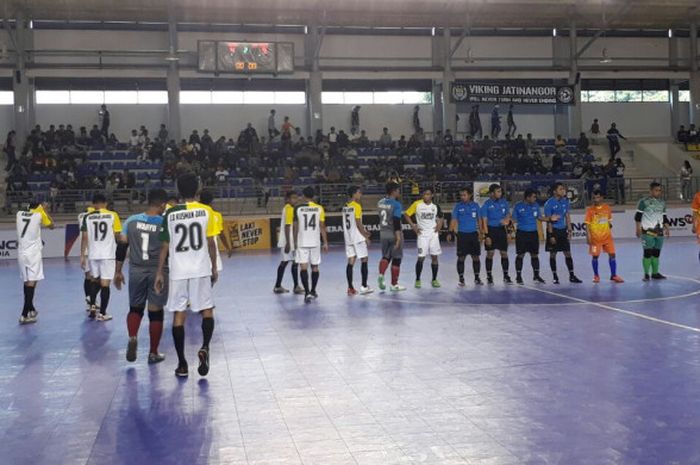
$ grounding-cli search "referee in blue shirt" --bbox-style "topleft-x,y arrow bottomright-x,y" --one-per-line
480,184 -> 513,284
450,187 -> 483,286
543,182 -> 582,284
512,188 -> 546,284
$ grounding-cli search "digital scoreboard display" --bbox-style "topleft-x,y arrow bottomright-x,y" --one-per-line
198,41 -> 294,74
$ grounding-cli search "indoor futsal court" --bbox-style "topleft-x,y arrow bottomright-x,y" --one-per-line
2,237 -> 700,465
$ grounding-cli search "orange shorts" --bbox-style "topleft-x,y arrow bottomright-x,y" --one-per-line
589,239 -> 615,257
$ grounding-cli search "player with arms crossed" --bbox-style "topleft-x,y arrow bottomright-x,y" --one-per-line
635,182 -> 669,281
78,203 -> 96,311
155,174 -> 219,377
81,193 -> 122,321
274,191 -> 302,294
114,188 -> 169,364
585,190 -> 624,283
16,200 -> 54,324
405,187 -> 444,288
450,187 -> 483,286
512,188 -> 546,285
294,186 -> 329,303
543,182 -> 582,284
342,186 -> 373,295
377,183 -> 406,292
480,184 -> 513,284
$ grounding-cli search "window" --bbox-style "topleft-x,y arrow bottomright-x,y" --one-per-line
212,91 -> 243,104
180,91 -> 212,104
642,90 -> 669,102
373,91 -> 403,104
321,92 -> 344,104
243,91 -> 275,104
321,91 -> 432,105
402,91 -> 432,104
137,91 -> 168,104
274,91 -> 305,104
0,91 -> 13,105
614,90 -> 642,102
343,92 -> 374,104
104,91 -> 138,104
679,90 -> 691,103
587,90 -> 615,102
36,90 -> 70,104
69,91 -> 105,104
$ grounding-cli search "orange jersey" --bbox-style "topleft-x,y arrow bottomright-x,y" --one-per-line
693,192 -> 700,239
585,204 -> 613,243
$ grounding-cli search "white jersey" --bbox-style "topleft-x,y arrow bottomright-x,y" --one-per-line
78,207 -> 95,255
295,201 -> 325,248
161,202 -> 217,280
82,208 -> 122,260
277,204 -> 296,249
405,200 -> 443,236
342,201 -> 366,245
17,205 -> 52,254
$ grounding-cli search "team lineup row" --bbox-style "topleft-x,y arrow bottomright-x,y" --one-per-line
11,175 -> 688,377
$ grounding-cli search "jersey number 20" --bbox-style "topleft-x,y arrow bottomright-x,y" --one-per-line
174,223 -> 203,252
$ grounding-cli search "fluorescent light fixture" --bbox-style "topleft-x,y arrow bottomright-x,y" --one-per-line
552,28 -> 557,37
668,29 -> 673,38
164,46 -> 179,62
600,48 -> 612,64
431,27 -> 436,36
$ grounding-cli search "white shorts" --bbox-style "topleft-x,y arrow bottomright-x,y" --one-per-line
295,246 -> 321,265
89,259 -> 116,280
280,247 -> 295,262
345,241 -> 369,259
417,233 -> 442,258
216,247 -> 223,272
167,276 -> 214,312
18,251 -> 44,282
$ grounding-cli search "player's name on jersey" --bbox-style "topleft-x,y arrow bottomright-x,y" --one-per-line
171,210 -> 207,220
297,206 -> 320,212
19,211 -> 34,218
136,222 -> 160,233
90,213 -> 115,220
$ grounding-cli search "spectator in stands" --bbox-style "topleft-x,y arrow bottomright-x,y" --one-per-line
607,157 -> 626,204
551,151 -> 563,174
514,134 -> 526,154
107,133 -> 119,147
268,109 -> 278,139
469,105 -> 482,138
590,118 -> 600,144
357,130 -> 369,147
351,106 -> 360,133
433,130 -> 443,146
292,127 -> 302,146
506,104 -> 516,137
158,124 -> 168,142
677,125 -> 688,143
689,124 -> 699,143
4,130 -> 17,171
89,125 -> 102,145
242,123 -> 259,154
680,160 -> 693,202
379,127 -> 393,148
554,134 -> 567,153
99,104 -> 110,138
606,122 -> 626,159
189,129 -> 201,147
327,127 -> 338,156
129,129 -> 139,148
412,106 -> 421,133
577,132 -> 590,154
337,130 -> 350,149
200,129 -> 213,154
490,105 -> 501,139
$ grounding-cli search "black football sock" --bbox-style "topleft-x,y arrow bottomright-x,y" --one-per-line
172,325 -> 186,365
311,270 -> 319,292
201,317 -> 214,350
415,260 -> 424,280
457,259 -> 465,279
472,259 -> 481,275
291,263 -> 299,288
346,264 -> 354,289
549,256 -> 557,273
275,262 -> 288,288
565,256 -> 575,275
532,257 -> 540,276
22,285 -> 35,317
515,256 -> 523,274
360,261 -> 368,287
99,286 -> 110,314
300,269 -> 309,294
89,281 -> 100,306
501,257 -> 510,276
431,263 -> 438,281
485,257 -> 493,276
83,278 -> 91,299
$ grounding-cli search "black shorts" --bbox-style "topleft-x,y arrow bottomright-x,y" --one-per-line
485,226 -> 508,251
515,230 -> 540,255
457,232 -> 480,257
545,228 -> 570,253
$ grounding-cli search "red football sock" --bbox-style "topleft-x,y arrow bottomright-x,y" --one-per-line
149,321 -> 163,354
127,312 -> 143,338
379,258 -> 389,275
391,265 -> 400,285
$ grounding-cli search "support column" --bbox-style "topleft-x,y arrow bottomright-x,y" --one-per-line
670,82 -> 680,137
441,27 -> 456,135
12,12 -> 33,145
690,22 -> 700,125
568,20 -> 582,138
305,24 -> 323,138
166,2 -> 181,142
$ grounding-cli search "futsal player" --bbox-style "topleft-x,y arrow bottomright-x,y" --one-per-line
635,182 -> 669,281
114,189 -> 168,364
405,187 -> 444,288
450,187 -> 482,286
512,188 -> 545,284
80,193 -> 122,321
274,190 -> 303,294
691,191 -> 700,262
16,200 -> 54,324
200,189 -> 232,273
342,186 -> 373,295
293,186 -> 329,303
155,174 -> 219,377
543,182 -> 582,284
585,190 -> 624,283
480,184 -> 512,284
377,182 -> 406,292
78,202 -> 96,311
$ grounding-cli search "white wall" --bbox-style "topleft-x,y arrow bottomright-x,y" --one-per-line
323,104 -> 432,138
582,102 -> 671,138
0,106 -> 13,139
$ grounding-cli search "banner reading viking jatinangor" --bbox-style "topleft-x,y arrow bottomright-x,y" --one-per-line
451,80 -> 575,105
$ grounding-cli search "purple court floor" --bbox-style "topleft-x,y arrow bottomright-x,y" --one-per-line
2,237 -> 700,465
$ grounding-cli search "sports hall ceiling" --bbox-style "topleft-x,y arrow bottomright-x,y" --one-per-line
2,0 -> 699,29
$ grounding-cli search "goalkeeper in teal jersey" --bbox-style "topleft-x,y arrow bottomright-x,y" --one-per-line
634,182 -> 670,281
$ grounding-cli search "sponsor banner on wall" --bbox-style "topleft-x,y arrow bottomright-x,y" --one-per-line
568,208 -> 695,241
451,80 -> 575,105
0,226 -> 81,260
224,218 -> 271,251
474,182 -> 495,206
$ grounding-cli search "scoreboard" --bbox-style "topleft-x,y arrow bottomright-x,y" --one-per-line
198,41 -> 294,74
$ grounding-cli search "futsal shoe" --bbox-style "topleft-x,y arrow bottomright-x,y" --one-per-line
88,305 -> 97,319
390,284 -> 406,292
592,275 -> 601,284
458,278 -> 466,287
197,348 -> 210,376
148,353 -> 165,364
474,276 -> 484,285
431,280 -> 441,288
126,336 -> 138,362
273,286 -> 289,294
96,313 -> 113,322
516,275 -> 524,285
304,294 -> 313,304
415,280 -> 422,289
643,274 -> 651,281
486,275 -> 494,285
359,286 -> 374,295
552,274 -> 560,284
611,275 -> 625,283
310,291 -> 318,300
28,310 -> 38,319
293,286 -> 305,295
175,363 -> 189,377
651,273 -> 667,280
347,288 -> 358,296
569,275 -> 583,284
19,315 -> 37,325
503,275 -> 513,285
378,275 -> 386,291
533,275 -> 545,284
